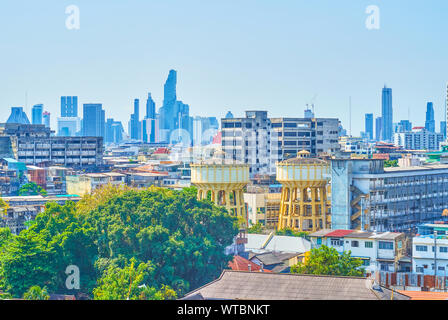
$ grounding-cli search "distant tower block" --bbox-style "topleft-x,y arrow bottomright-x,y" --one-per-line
277,150 -> 331,232
190,151 -> 250,225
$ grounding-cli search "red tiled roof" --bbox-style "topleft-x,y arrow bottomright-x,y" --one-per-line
325,230 -> 355,237
228,255 -> 272,273
154,148 -> 170,154
397,290 -> 448,300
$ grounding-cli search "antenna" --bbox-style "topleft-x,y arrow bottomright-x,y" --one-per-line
349,96 -> 352,137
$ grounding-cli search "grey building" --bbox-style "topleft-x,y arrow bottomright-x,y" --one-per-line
0,123 -> 103,168
331,158 -> 448,233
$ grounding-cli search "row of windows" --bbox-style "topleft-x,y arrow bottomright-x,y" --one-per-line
415,245 -> 448,252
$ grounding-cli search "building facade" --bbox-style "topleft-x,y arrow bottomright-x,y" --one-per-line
394,127 -> 444,151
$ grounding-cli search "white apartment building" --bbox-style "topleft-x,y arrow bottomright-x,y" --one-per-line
394,127 -> 444,151
309,229 -> 409,274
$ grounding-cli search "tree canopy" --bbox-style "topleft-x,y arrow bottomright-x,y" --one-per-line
291,245 -> 364,277
0,185 -> 239,299
18,182 -> 47,196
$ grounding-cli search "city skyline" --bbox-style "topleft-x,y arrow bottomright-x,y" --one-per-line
1,1 -> 448,134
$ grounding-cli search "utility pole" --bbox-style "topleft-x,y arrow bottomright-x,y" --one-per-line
434,230 -> 438,279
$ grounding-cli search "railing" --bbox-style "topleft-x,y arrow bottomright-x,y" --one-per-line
376,271 -> 448,290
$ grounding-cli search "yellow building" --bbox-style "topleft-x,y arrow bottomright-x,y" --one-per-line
190,153 -> 250,225
277,150 -> 331,232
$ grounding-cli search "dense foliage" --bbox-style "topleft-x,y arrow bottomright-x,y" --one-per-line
0,186 -> 239,299
247,222 -> 265,234
384,160 -> 398,168
276,228 -> 309,239
291,245 -> 364,277
18,182 -> 48,196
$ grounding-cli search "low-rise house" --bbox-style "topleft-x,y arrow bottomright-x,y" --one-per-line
66,172 -> 126,196
181,270 -> 410,300
309,229 -> 409,274
0,206 -> 41,235
412,223 -> 448,276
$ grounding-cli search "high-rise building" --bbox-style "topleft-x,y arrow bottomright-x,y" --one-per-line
31,104 -> 43,125
43,112 -> 51,128
397,120 -> 412,133
130,99 -> 141,140
441,121 -> 447,140
106,118 -> 124,144
158,70 -> 193,143
375,116 -> 382,141
381,86 -> 393,142
82,104 -> 105,137
364,113 -> 373,140
142,93 -> 157,143
193,116 -> 219,146
425,102 -> 435,133
61,96 -> 78,117
57,117 -> 81,136
394,127 -> 444,151
146,93 -> 156,119
6,107 -> 30,125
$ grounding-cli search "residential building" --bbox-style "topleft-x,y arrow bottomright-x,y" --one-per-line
331,158 -> 448,232
394,127 -> 444,151
66,172 -> 126,196
0,123 -> 103,168
412,223 -> 448,276
309,229 -> 409,273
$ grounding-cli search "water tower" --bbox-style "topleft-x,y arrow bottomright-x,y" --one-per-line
190,151 -> 250,225
276,150 -> 330,232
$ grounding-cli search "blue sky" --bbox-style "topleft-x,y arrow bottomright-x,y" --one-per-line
1,0 -> 448,135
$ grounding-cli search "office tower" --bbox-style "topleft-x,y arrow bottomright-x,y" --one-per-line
365,113 -> 373,140
158,69 -> 193,143
6,107 -> 30,124
375,117 -> 382,141
425,102 -> 435,133
106,118 -> 124,144
142,93 -> 157,143
193,116 -> 219,146
397,120 -> 412,133
43,112 -> 51,128
57,117 -> 81,136
82,104 -> 105,137
130,99 -> 141,140
61,96 -> 78,117
381,86 -> 393,141
31,104 -> 43,125
441,121 -> 447,140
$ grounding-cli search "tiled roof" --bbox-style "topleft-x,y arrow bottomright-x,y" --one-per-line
397,290 -> 448,300
182,271 -> 410,300
325,230 -> 355,237
228,255 -> 272,272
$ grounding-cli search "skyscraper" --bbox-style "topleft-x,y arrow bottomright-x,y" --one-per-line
43,112 -> 51,128
61,96 -> 78,117
130,99 -> 141,140
106,118 -> 124,144
146,93 -> 156,119
365,113 -> 373,140
7,107 -> 30,124
31,104 -> 43,125
375,116 -> 382,141
425,102 -> 435,133
82,104 -> 105,137
441,121 -> 447,140
158,69 -> 193,143
142,93 -> 157,143
381,86 -> 393,142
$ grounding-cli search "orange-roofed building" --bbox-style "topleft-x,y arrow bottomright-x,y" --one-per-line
397,290 -> 448,300
228,255 -> 272,273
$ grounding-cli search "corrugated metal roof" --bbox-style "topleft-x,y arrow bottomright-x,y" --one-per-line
182,271 -> 410,300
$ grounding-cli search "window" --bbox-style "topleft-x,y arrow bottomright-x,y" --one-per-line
317,238 -> 322,245
440,247 -> 448,253
416,245 -> 428,252
362,259 -> 370,266
379,241 -> 393,250
330,238 -> 343,246
351,241 -> 359,247
438,266 -> 445,271
365,241 -> 373,248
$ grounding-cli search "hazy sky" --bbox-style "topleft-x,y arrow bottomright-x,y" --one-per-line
1,0 -> 448,135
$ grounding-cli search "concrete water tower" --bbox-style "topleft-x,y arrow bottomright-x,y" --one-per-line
277,150 -> 330,232
190,150 -> 250,225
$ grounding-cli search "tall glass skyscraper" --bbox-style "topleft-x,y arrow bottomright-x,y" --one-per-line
130,99 -> 141,140
365,113 -> 373,140
82,104 -> 105,138
381,86 -> 393,141
425,102 -> 435,133
61,96 -> 78,117
375,116 -> 382,141
31,104 -> 43,125
43,112 -> 51,128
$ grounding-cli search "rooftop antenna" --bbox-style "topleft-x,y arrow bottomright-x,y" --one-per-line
349,96 -> 352,137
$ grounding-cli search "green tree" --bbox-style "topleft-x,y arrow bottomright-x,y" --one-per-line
0,198 -> 8,216
18,182 -> 47,196
93,258 -> 176,300
276,228 -> 309,239
291,245 -> 364,277
247,222 -> 265,234
23,285 -> 50,300
384,160 -> 398,168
